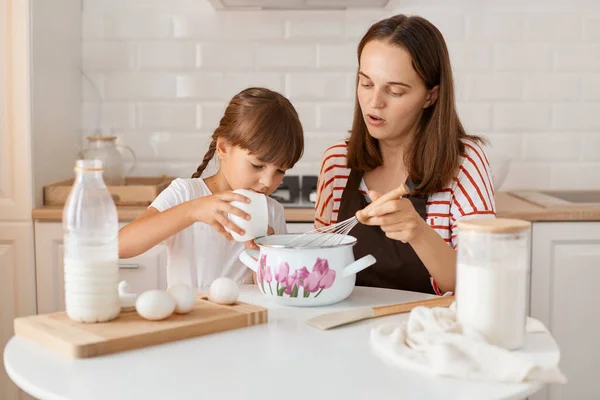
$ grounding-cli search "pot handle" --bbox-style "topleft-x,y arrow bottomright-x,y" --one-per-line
342,255 -> 376,278
239,250 -> 261,272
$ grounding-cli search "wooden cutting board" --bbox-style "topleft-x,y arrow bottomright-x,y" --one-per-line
43,176 -> 175,206
14,295 -> 267,359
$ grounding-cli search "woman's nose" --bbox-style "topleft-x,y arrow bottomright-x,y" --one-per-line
370,89 -> 385,109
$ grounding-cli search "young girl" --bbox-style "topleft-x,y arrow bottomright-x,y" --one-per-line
315,15 -> 495,295
119,87 -> 304,288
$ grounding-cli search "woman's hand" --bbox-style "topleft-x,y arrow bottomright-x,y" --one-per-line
355,184 -> 457,292
190,192 -> 251,241
244,226 -> 275,251
356,186 -> 427,244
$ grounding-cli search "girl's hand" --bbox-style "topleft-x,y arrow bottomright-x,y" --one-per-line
356,185 -> 426,244
244,226 -> 274,251
190,192 -> 251,241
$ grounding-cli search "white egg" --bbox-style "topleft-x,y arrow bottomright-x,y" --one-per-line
118,280 -> 132,294
167,284 -> 196,314
135,290 -> 175,321
209,277 -> 239,305
118,280 -> 138,311
119,292 -> 138,311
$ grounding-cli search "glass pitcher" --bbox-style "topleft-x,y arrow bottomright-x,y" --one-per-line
79,136 -> 136,185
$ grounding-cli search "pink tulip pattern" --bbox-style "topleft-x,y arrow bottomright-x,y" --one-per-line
257,254 -> 274,294
255,256 -> 336,298
302,258 -> 336,298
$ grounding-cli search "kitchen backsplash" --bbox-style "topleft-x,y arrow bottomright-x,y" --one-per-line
81,0 -> 600,190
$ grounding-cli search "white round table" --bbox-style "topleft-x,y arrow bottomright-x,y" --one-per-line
4,286 -> 558,400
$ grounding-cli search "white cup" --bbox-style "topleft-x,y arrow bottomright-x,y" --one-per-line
226,189 -> 268,242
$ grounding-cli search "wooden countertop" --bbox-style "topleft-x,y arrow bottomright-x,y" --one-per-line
495,192 -> 600,221
32,192 -> 600,223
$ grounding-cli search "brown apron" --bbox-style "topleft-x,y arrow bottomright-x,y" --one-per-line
337,169 -> 435,294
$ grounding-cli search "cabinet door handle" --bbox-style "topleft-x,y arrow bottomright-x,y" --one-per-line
119,264 -> 139,269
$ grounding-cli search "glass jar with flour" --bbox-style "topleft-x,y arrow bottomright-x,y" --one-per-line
455,218 -> 531,350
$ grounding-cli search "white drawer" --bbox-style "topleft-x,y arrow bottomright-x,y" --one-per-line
118,244 -> 167,293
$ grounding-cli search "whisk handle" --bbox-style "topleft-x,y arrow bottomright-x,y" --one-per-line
370,183 -> 410,206
356,183 -> 410,223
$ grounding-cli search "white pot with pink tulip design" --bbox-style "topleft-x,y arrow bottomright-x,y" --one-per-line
239,234 -> 376,306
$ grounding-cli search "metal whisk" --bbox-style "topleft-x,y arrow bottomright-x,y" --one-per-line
283,216 -> 360,248
283,183 -> 409,248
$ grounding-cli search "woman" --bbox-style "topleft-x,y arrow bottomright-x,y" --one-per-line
314,15 -> 495,295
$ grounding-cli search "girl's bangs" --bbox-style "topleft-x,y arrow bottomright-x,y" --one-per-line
235,113 -> 303,169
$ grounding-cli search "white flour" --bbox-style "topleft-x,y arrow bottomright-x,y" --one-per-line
456,263 -> 528,350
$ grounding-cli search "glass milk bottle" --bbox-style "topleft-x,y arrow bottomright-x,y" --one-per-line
63,159 -> 121,323
455,218 -> 532,350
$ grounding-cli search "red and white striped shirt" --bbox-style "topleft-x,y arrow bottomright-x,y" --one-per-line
314,140 -> 496,295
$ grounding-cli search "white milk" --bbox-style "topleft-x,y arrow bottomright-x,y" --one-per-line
64,257 -> 121,323
63,159 -> 121,323
456,262 -> 528,350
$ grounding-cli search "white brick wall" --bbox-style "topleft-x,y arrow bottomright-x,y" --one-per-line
82,0 -> 600,190
139,41 -> 199,69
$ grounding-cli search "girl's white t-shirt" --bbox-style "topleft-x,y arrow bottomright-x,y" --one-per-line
150,178 -> 287,289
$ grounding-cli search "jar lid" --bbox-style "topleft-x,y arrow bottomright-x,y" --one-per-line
87,135 -> 117,141
457,218 -> 531,234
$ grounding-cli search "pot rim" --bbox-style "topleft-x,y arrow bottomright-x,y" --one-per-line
254,233 -> 357,249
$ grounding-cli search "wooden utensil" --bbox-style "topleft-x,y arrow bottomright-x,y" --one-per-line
355,183 -> 410,223
306,295 -> 455,330
14,294 -> 267,358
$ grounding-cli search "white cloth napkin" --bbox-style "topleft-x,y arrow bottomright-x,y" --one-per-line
370,303 -> 567,383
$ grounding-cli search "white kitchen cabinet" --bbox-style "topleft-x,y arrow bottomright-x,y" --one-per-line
1,0 -> 37,398
34,221 -> 167,314
529,222 -> 600,400
0,224 -> 36,400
